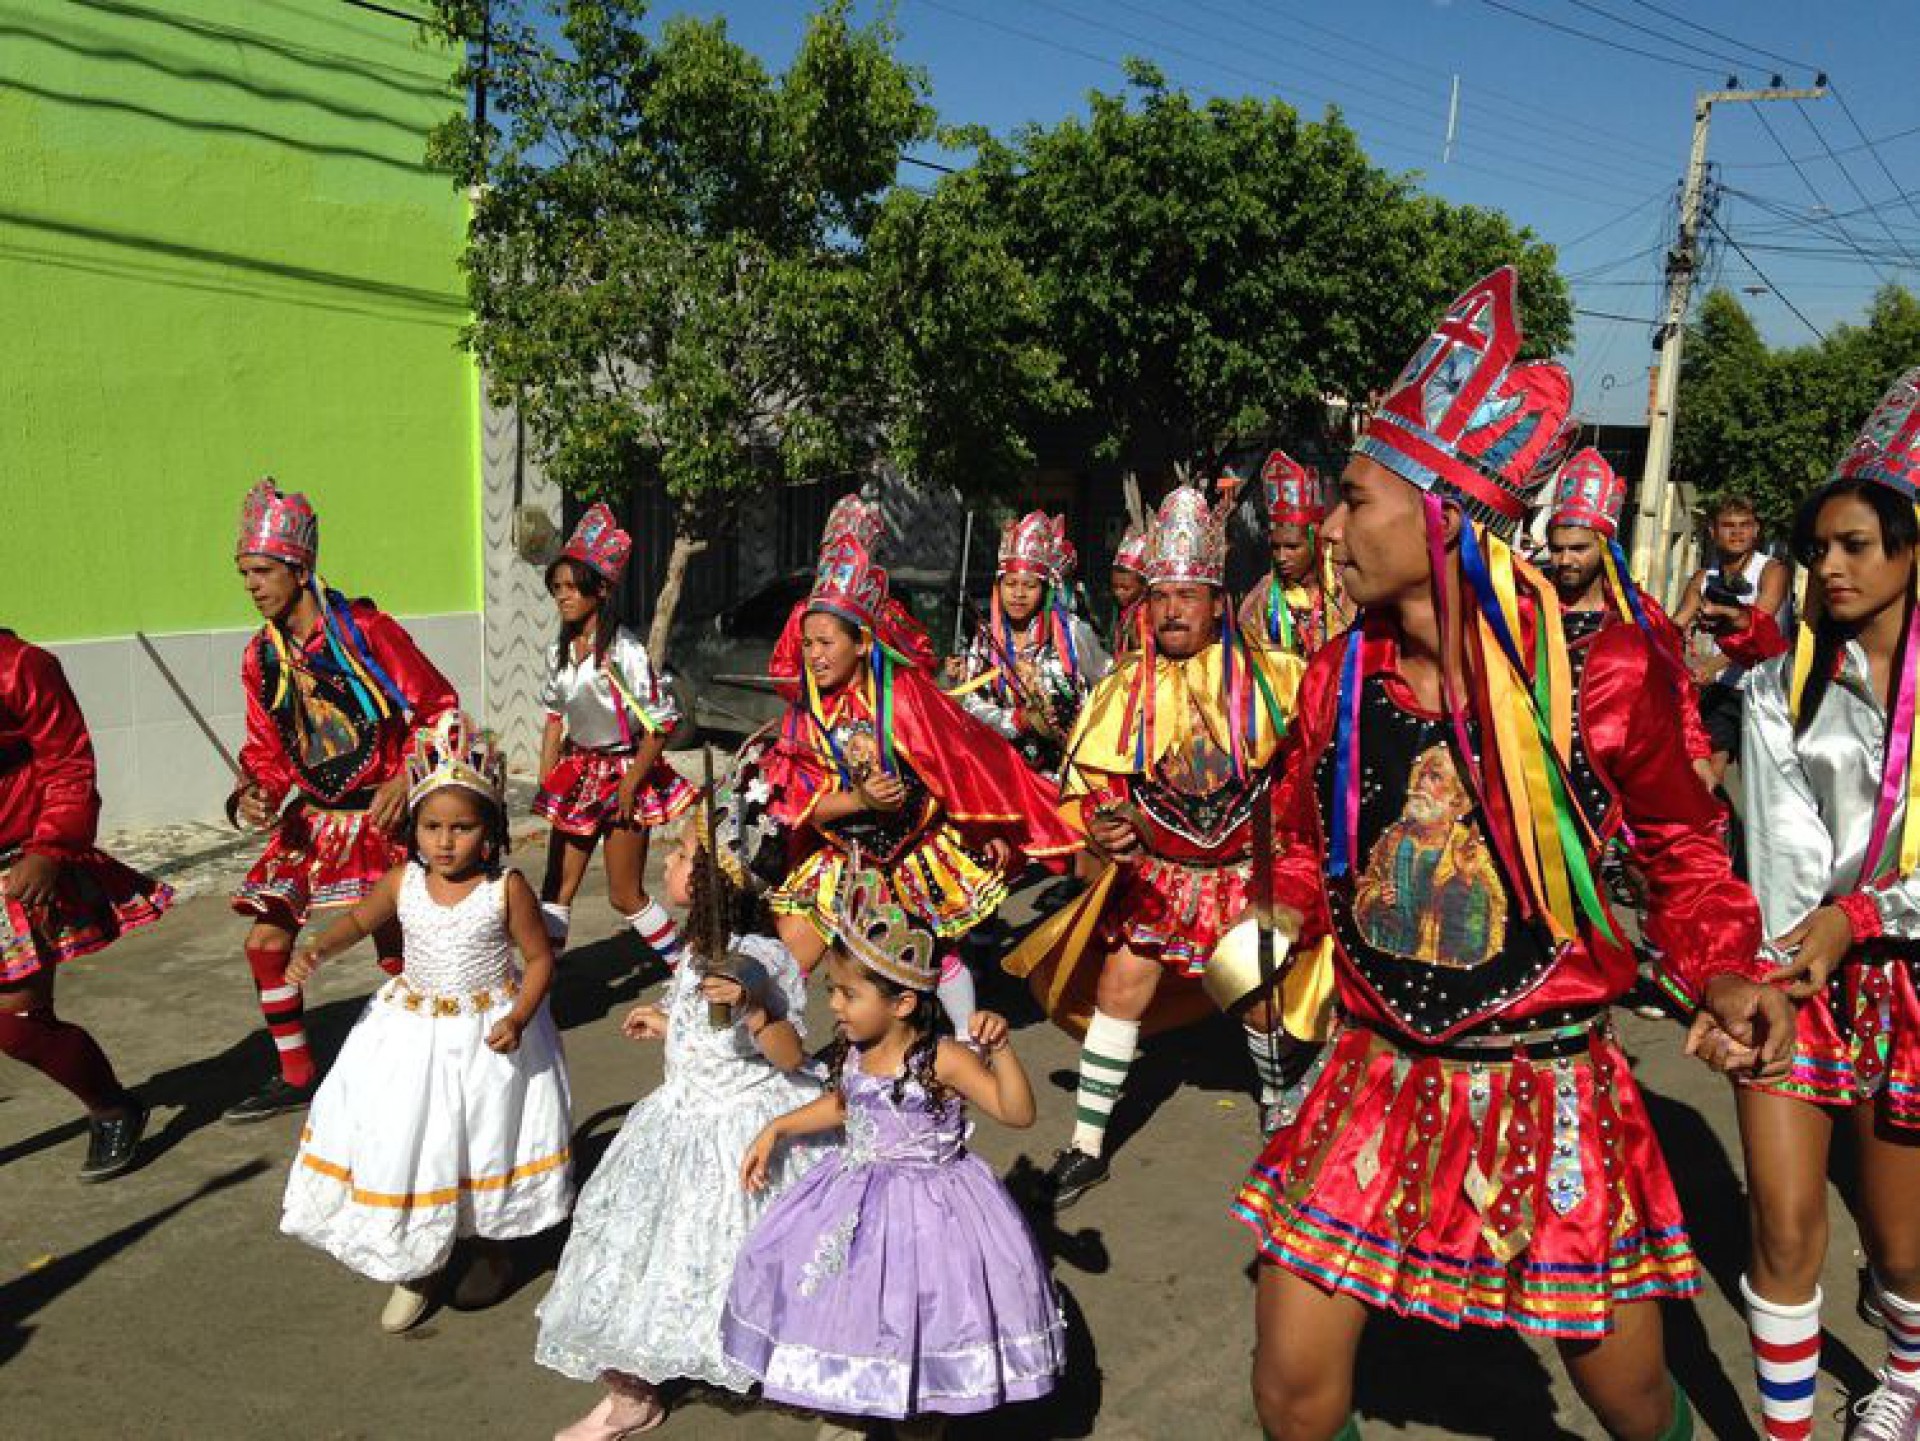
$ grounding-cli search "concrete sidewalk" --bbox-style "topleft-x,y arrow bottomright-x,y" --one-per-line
0,833 -> 1888,1440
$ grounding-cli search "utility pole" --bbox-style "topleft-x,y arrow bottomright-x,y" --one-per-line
1630,81 -> 1825,601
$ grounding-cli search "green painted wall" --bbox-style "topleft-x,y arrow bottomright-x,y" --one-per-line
0,0 -> 478,641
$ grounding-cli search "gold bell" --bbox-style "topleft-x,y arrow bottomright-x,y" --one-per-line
1203,914 -> 1297,1013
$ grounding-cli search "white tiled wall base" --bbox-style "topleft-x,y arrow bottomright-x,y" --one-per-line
48,612 -> 483,831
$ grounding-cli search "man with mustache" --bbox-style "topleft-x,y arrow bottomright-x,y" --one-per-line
1021,483 -> 1315,1208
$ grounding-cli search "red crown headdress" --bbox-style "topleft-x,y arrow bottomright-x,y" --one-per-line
807,496 -> 889,630
998,511 -> 1068,583
1356,267 -> 1576,539
1546,448 -> 1629,539
1113,522 -> 1150,577
562,502 -> 633,584
1144,485 -> 1231,588
237,479 -> 318,568
1263,449 -> 1324,527
1834,365 -> 1920,500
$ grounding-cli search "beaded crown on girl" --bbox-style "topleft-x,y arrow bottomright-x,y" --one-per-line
405,711 -> 507,810
1263,449 -> 1324,528
834,863 -> 939,992
999,512 -> 1076,587
561,503 -> 633,584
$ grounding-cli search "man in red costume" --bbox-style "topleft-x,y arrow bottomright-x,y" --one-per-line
0,631 -> 172,1179
1239,449 -> 1351,660
225,480 -> 457,1122
1233,268 -> 1795,1441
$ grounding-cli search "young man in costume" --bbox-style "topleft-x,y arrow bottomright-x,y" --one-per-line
762,496 -> 1081,1029
949,510 -> 1109,777
1232,268 -> 1794,1441
1108,523 -> 1149,659
0,631 -> 172,1179
1031,483 -> 1314,1208
226,480 -> 458,1122
1239,448 -> 1351,659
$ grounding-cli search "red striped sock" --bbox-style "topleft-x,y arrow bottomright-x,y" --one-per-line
246,944 -> 314,1088
1881,1284 -> 1920,1384
626,902 -> 685,970
1743,1274 -> 1821,1441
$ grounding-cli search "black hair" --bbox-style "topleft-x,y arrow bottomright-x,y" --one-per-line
803,608 -> 865,644
821,948 -> 954,1114
406,786 -> 509,877
1710,493 -> 1761,524
1788,477 -> 1919,736
546,557 -> 615,670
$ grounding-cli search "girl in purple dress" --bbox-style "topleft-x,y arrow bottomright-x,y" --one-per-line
721,867 -> 1064,1436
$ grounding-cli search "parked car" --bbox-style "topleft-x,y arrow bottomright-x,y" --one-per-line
670,567 -> 973,739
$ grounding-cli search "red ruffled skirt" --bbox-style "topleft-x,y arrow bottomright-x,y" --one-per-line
233,804 -> 402,927
1750,953 -> 1920,1131
534,744 -> 696,837
1098,855 -> 1247,977
0,849 -> 173,985
1233,1019 -> 1698,1339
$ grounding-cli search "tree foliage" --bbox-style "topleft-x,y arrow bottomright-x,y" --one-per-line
1675,285 -> 1920,531
943,65 -> 1571,473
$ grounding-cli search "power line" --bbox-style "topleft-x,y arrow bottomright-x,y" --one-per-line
1555,187 -> 1673,252
339,0 -> 432,24
1575,306 -> 1657,324
1705,211 -> 1826,340
1618,0 -> 1811,73
1723,121 -> 1920,171
1750,104 -> 1891,284
1558,0 -> 1751,73
1832,86 -> 1920,235
1472,0 -> 1717,76
1792,101 -> 1920,272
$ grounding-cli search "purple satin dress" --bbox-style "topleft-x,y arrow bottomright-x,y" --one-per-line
721,1051 -> 1064,1418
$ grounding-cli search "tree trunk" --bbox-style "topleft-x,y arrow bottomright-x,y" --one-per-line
646,529 -> 708,662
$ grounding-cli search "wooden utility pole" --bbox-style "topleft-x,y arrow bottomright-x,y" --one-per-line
1631,82 -> 1824,600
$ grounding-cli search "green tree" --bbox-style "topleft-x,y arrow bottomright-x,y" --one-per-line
426,1 -> 1061,655
1675,285 -> 1920,532
945,64 -> 1570,483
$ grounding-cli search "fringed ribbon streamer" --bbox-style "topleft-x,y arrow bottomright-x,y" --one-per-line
1602,538 -> 1652,635
1857,502 -> 1920,881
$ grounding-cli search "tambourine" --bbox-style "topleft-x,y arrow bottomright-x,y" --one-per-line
1202,914 -> 1298,1013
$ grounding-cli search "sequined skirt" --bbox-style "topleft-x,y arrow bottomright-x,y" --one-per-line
1099,853 -> 1247,977
534,744 -> 697,837
770,827 -> 1008,941
0,848 -> 173,985
233,803 -> 402,926
1749,952 -> 1920,1130
1233,1015 -> 1697,1338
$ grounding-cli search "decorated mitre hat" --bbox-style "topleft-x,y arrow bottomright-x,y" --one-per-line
807,495 -> 889,630
561,502 -> 633,584
1263,449 -> 1324,528
1546,448 -> 1629,540
405,711 -> 507,811
1833,366 -> 1920,499
689,728 -> 786,895
832,863 -> 938,992
998,511 -> 1067,583
1113,522 -> 1150,577
1143,485 -> 1231,588
1355,266 -> 1576,539
236,478 -> 318,569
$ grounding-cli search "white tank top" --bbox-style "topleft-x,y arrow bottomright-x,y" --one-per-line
395,865 -> 517,996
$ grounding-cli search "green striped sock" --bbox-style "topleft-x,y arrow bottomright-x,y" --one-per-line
1069,1010 -> 1140,1157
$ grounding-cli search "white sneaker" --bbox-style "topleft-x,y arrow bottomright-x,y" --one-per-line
1851,1370 -> 1920,1441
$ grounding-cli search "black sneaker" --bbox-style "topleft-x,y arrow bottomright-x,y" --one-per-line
79,1099 -> 147,1183
223,1075 -> 315,1124
1045,1147 -> 1110,1210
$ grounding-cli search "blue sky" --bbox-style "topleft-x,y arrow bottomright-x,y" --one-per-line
617,2 -> 1919,424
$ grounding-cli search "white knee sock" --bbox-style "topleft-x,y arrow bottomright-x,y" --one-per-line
1069,1010 -> 1140,1159
1742,1274 -> 1821,1440
936,952 -> 977,1034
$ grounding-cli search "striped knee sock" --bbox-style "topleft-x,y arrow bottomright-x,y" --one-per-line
246,944 -> 314,1088
1879,1283 -> 1920,1386
1244,1024 -> 1294,1107
626,902 -> 685,970
1069,1010 -> 1139,1159
1743,1274 -> 1821,1441
936,952 -> 977,1034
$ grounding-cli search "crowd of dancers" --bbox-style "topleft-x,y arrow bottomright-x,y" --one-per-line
5,264 -> 1920,1441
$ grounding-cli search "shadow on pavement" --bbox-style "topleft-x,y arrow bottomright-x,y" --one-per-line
0,1157 -> 269,1367
1353,1314 -> 1583,1439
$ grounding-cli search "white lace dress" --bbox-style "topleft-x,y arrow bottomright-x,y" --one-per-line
534,933 -> 827,1390
282,866 -> 574,1282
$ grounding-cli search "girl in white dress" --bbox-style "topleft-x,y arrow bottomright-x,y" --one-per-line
536,739 -> 825,1439
282,713 -> 573,1333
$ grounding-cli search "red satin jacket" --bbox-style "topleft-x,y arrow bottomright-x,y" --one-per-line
1270,613 -> 1767,1031
238,602 -> 457,807
0,634 -> 103,858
